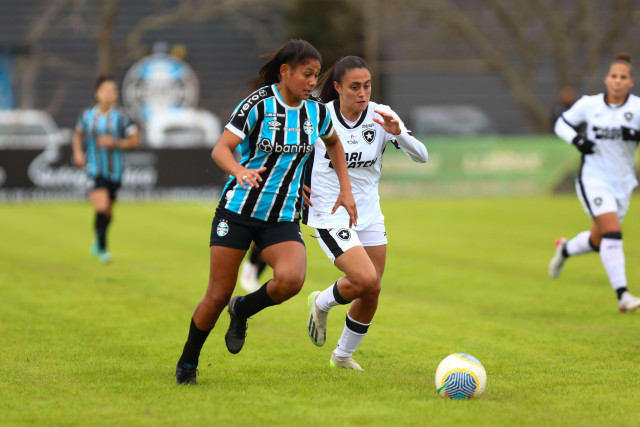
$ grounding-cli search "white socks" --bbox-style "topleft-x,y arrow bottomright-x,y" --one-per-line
566,230 -> 596,256
316,282 -> 370,358
600,233 -> 627,291
333,313 -> 371,358
316,281 -> 349,312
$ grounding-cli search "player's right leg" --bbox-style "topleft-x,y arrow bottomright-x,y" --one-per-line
549,179 -> 606,278
176,209 -> 251,384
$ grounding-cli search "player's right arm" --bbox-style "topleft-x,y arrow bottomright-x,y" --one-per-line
211,130 -> 266,190
554,96 -> 595,154
322,130 -> 357,227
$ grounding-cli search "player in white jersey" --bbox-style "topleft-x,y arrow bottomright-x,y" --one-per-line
550,53 -> 640,313
303,56 -> 428,370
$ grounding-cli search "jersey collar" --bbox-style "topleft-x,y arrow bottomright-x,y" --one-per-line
603,92 -> 630,108
333,99 -> 369,129
92,104 -> 116,116
272,84 -> 304,110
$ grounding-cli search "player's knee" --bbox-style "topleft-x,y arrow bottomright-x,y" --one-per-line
367,280 -> 382,299
204,289 -> 232,309
350,269 -> 378,294
273,269 -> 306,298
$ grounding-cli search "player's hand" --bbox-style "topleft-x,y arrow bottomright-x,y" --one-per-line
331,189 -> 358,228
571,135 -> 595,154
97,135 -> 117,148
233,166 -> 267,190
621,126 -> 640,142
73,151 -> 85,168
302,185 -> 313,207
373,109 -> 401,136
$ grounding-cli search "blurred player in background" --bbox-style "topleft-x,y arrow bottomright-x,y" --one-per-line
175,39 -> 357,384
239,244 -> 268,292
72,75 -> 139,264
550,53 -> 640,313
304,56 -> 428,370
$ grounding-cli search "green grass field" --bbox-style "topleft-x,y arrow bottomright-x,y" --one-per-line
2,197 -> 640,426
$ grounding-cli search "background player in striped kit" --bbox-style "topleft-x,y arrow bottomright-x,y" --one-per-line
239,244 -> 268,292
304,56 -> 428,370
549,53 -> 640,313
72,75 -> 139,264
175,40 -> 357,384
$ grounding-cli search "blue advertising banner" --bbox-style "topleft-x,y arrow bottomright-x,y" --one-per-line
0,51 -> 13,109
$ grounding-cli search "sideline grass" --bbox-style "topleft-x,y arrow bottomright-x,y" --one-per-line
1,197 -> 639,426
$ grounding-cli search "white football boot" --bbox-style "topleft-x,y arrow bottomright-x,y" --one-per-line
239,260 -> 261,293
548,237 -> 567,279
307,291 -> 328,346
618,292 -> 640,313
330,353 -> 364,371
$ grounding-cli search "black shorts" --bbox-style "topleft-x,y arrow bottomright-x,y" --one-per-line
88,176 -> 121,201
209,207 -> 305,250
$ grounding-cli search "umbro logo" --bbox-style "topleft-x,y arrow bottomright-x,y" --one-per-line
268,120 -> 281,131
362,129 -> 376,144
336,229 -> 351,241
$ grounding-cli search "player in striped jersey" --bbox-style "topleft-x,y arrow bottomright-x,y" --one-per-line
304,56 -> 428,370
550,53 -> 640,313
72,75 -> 139,264
175,40 -> 357,384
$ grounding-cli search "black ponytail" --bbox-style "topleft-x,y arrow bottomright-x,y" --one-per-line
252,39 -> 322,89
318,56 -> 370,103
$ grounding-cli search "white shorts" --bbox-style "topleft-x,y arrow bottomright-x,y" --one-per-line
315,222 -> 387,263
575,178 -> 630,221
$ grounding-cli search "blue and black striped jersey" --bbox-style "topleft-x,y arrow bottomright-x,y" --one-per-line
221,84 -> 334,222
76,106 -> 137,182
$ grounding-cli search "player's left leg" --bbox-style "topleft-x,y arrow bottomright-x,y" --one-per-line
89,187 -> 112,263
225,221 -> 307,354
331,244 -> 386,371
591,203 -> 640,312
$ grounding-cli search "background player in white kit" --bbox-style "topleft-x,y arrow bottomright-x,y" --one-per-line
549,53 -> 640,313
303,56 -> 428,370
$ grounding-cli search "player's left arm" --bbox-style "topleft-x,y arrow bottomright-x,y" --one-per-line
374,108 -> 428,163
97,116 -> 140,150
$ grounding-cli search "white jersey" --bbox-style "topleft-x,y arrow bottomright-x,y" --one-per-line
558,93 -> 640,197
304,100 -> 428,230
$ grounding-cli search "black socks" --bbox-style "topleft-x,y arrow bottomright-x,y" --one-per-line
179,318 -> 212,367
234,282 -> 277,318
95,212 -> 111,251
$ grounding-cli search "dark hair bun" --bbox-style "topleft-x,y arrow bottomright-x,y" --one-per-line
614,53 -> 631,63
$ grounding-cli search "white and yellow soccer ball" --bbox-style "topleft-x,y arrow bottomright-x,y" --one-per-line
435,353 -> 486,399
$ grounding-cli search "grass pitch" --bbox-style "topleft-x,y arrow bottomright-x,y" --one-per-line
1,197 -> 639,426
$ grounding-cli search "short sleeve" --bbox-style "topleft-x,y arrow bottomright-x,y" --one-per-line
318,103 -> 334,139
75,111 -> 86,133
561,96 -> 589,128
226,96 -> 261,140
118,112 -> 138,138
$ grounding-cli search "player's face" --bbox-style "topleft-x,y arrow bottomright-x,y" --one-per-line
604,63 -> 633,100
335,68 -> 371,113
95,81 -> 118,106
281,59 -> 321,101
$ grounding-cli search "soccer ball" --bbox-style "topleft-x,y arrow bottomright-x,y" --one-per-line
435,353 -> 487,399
